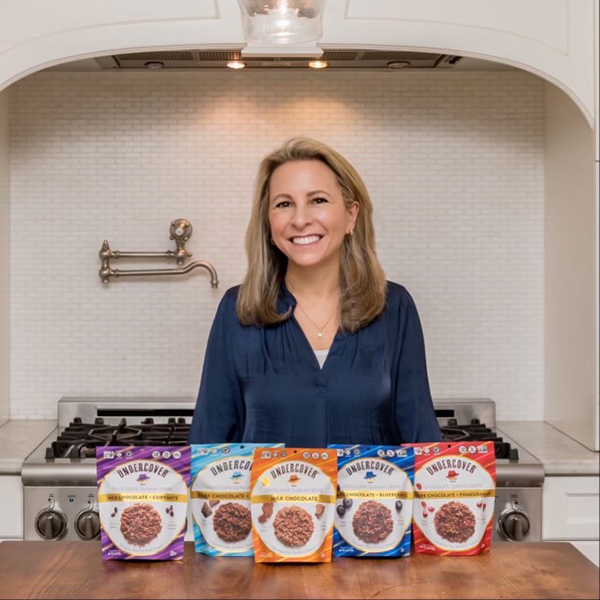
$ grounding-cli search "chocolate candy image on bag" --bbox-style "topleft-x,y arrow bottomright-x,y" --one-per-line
250,448 -> 337,563
329,445 -> 415,557
190,443 -> 283,556
405,442 -> 496,555
96,446 -> 190,561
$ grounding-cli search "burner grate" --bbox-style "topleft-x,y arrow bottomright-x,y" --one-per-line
46,418 -> 192,459
440,419 -> 519,461
44,417 -> 519,461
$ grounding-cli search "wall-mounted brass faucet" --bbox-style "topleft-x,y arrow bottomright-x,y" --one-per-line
99,219 -> 219,288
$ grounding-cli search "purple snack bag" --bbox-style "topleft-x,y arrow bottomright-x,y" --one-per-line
96,446 -> 190,561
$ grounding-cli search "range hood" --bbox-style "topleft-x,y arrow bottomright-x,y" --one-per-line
94,49 -> 464,70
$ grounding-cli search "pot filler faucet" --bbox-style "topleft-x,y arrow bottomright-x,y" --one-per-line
98,219 -> 219,288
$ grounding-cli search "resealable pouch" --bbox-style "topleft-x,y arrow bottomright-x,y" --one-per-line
250,448 -> 337,563
96,446 -> 190,561
190,443 -> 283,556
404,442 -> 496,555
329,444 -> 414,557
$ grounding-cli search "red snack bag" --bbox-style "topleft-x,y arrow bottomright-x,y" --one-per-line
405,442 -> 496,555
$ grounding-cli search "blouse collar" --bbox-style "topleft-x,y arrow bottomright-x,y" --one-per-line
277,279 -> 297,314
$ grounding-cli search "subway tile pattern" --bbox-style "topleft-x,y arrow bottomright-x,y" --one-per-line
9,71 -> 544,420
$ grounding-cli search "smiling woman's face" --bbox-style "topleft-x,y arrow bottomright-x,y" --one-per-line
268,160 -> 359,273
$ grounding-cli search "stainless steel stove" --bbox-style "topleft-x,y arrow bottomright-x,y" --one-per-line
22,397 -> 194,542
22,396 -> 544,543
434,398 -> 544,542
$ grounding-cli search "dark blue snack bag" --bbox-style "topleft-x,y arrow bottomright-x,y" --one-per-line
329,445 -> 414,557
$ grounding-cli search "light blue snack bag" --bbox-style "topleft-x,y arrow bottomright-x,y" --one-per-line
328,444 -> 415,558
190,443 -> 283,556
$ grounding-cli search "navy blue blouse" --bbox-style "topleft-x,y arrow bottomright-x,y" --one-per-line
189,281 -> 442,447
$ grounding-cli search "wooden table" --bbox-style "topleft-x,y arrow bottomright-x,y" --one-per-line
0,541 -> 597,599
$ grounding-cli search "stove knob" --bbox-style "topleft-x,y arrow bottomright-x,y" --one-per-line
35,508 -> 68,540
498,508 -> 531,541
75,509 -> 101,540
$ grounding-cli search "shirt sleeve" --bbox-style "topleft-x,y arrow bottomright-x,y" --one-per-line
393,289 -> 442,443
189,289 -> 245,443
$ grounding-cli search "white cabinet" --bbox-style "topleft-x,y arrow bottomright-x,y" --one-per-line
0,476 -> 23,539
543,476 -> 599,566
544,82 -> 598,451
595,0 -> 599,161
0,92 -> 9,424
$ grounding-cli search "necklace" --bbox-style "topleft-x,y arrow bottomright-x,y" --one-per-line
294,299 -> 339,339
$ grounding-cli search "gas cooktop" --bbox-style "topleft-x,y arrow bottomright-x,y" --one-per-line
21,397 -> 545,543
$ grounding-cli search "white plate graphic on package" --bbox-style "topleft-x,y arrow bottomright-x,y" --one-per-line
194,502 -> 253,553
98,460 -> 188,556
191,457 -> 254,553
335,457 -> 413,553
336,499 -> 411,553
414,498 -> 493,551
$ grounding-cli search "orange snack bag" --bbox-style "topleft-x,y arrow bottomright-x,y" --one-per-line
250,448 -> 337,563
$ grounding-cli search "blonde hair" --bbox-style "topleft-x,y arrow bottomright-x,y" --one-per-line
237,137 -> 387,333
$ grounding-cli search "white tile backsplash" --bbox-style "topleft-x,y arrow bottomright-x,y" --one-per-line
9,70 -> 544,420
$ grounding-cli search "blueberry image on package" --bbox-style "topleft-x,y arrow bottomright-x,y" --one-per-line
328,445 -> 414,558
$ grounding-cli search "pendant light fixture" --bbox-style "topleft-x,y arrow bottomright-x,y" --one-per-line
238,0 -> 325,57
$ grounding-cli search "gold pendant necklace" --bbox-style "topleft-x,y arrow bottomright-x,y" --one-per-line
294,300 -> 338,338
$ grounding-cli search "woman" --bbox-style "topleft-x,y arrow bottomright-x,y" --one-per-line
189,138 -> 441,446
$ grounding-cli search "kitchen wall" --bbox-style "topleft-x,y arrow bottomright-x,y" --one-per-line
8,70 -> 545,420
0,90 -> 9,423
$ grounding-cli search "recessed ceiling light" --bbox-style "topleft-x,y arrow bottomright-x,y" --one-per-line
227,60 -> 247,70
387,61 -> 410,69
144,61 -> 164,70
308,60 -> 328,69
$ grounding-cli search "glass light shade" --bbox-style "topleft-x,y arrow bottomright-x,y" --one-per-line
238,0 -> 325,45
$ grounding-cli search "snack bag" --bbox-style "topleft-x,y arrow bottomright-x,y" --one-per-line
329,444 -> 414,557
190,443 -> 283,556
250,448 -> 337,563
406,442 -> 496,555
96,446 -> 191,561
